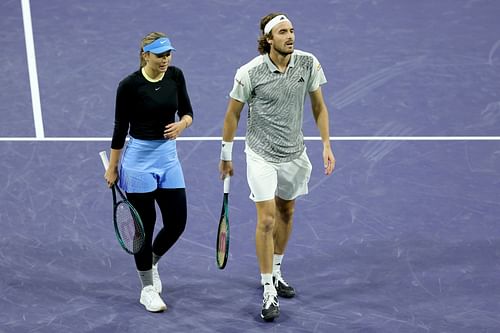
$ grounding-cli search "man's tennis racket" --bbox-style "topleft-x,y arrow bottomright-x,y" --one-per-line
99,151 -> 145,255
216,176 -> 230,269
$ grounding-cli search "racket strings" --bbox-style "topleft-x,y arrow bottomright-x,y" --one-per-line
116,203 -> 145,253
216,217 -> 229,266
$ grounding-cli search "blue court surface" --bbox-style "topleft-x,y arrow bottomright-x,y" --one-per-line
1,1 -> 500,332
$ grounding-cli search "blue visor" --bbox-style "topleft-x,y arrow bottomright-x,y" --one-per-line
143,37 -> 176,54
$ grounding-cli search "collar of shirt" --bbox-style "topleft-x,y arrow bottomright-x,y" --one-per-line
264,52 -> 296,73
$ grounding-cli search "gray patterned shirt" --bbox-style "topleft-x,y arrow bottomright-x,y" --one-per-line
230,50 -> 327,163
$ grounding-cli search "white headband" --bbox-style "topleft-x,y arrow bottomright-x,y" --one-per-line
263,15 -> 291,35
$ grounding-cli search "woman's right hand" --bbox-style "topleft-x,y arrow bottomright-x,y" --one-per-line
104,166 -> 119,188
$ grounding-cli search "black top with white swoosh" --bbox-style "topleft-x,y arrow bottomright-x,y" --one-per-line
111,66 -> 193,149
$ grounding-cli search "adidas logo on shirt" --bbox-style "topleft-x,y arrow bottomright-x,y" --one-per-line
298,77 -> 305,83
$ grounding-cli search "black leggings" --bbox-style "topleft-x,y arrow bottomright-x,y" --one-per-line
126,188 -> 187,271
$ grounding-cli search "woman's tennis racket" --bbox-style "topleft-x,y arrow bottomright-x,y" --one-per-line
99,151 -> 145,255
216,176 -> 230,269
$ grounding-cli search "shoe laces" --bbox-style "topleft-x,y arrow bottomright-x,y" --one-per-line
274,271 -> 290,287
142,286 -> 157,302
263,291 -> 278,309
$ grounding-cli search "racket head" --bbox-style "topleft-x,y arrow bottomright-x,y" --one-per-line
216,193 -> 230,269
112,186 -> 145,254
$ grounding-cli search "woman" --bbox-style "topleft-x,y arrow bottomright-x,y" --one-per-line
104,32 -> 193,312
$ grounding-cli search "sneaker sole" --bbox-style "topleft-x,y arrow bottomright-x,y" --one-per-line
261,310 -> 280,322
140,301 -> 167,313
277,290 -> 295,298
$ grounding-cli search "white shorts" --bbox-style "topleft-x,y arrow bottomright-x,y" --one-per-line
245,144 -> 313,202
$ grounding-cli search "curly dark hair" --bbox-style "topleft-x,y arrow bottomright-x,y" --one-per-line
257,12 -> 287,55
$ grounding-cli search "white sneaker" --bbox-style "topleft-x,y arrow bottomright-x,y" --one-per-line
152,264 -> 162,294
140,285 -> 167,312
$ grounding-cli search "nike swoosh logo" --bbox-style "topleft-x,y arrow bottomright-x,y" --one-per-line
160,40 -> 167,44
155,87 -> 161,91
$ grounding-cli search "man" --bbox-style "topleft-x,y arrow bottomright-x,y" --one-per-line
219,12 -> 335,322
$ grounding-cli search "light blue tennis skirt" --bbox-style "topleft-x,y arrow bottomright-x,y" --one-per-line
119,137 -> 185,193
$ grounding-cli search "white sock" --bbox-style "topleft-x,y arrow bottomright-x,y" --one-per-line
261,273 -> 276,294
273,254 -> 284,276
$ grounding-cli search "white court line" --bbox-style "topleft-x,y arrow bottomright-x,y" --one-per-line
0,136 -> 499,142
14,1 -> 499,143
21,0 -> 44,139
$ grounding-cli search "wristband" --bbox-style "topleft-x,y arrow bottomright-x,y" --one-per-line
220,141 -> 233,161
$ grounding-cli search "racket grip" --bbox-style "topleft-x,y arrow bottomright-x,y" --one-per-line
99,151 -> 110,170
223,176 -> 231,194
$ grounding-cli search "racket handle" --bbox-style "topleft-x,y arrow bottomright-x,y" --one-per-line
99,151 -> 110,170
223,176 -> 231,194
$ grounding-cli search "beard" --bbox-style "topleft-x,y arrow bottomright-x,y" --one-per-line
272,42 -> 294,57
